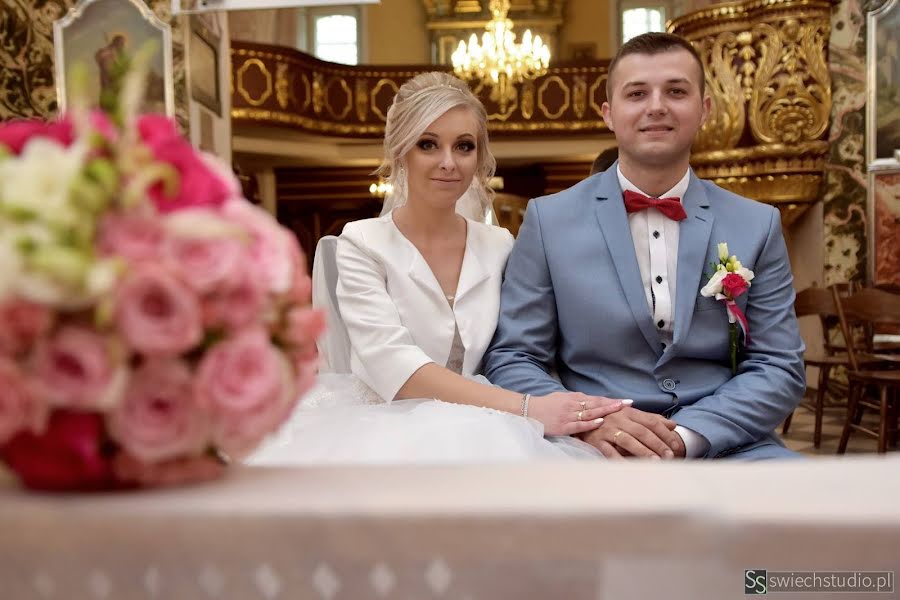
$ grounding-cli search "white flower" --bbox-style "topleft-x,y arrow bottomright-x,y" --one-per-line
0,138 -> 87,228
700,268 -> 727,297
735,266 -> 755,283
718,242 -> 729,262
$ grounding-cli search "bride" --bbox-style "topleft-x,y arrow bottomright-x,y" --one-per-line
249,73 -> 626,464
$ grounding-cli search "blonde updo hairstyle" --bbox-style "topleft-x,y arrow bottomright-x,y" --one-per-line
375,72 -> 496,218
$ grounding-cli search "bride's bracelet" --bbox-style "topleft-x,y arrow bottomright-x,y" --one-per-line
521,393 -> 530,418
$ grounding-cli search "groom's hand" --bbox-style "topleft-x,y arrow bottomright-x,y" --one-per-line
581,407 -> 682,459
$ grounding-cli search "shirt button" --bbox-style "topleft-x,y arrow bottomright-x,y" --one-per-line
657,319 -> 665,328
662,378 -> 676,391
655,275 -> 663,284
653,230 -> 660,239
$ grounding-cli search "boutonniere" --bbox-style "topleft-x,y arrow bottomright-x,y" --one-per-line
699,242 -> 755,374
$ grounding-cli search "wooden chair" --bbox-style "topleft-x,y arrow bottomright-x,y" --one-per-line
783,283 -> 855,447
492,193 -> 528,237
835,286 -> 900,453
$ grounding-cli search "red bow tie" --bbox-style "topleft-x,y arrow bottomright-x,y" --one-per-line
623,190 -> 687,222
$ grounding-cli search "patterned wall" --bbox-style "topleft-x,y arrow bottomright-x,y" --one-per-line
0,0 -> 187,129
822,0 -> 871,285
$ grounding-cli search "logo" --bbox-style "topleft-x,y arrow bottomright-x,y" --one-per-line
745,570 -> 767,595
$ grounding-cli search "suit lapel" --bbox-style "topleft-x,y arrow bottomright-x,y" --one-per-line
594,170 -> 661,353
672,174 -> 714,347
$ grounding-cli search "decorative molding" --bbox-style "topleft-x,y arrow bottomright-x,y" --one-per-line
231,42 -> 612,137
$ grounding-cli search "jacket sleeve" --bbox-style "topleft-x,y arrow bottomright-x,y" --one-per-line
482,200 -> 568,396
671,206 -> 806,457
335,225 -> 434,402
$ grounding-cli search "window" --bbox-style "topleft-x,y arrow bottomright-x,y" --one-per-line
296,6 -> 360,65
315,14 -> 358,64
621,6 -> 666,43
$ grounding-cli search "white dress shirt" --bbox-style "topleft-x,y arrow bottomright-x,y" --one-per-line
616,166 -> 710,458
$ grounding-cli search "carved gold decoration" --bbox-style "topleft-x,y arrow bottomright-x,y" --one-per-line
325,77 -> 353,120
693,32 -> 746,153
537,75 -> 569,119
355,79 -> 368,122
572,75 -> 587,119
236,58 -> 273,107
312,72 -> 324,115
670,0 -> 833,217
747,20 -> 831,145
521,80 -> 535,119
275,62 -> 289,109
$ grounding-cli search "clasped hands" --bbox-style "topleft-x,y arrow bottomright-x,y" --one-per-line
528,392 -> 685,459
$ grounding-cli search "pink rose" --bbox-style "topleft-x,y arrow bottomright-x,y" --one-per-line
115,263 -> 203,356
113,452 -> 225,488
195,328 -> 295,458
0,358 -> 47,444
221,199 -> 296,295
98,212 -> 165,262
137,115 -> 231,213
1,410 -> 117,492
107,359 -> 209,463
201,259 -> 267,331
31,326 -> 127,411
0,298 -> 54,356
722,273 -> 749,299
163,235 -> 244,294
282,307 -> 326,358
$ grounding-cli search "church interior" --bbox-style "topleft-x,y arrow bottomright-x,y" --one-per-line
1,0 -> 899,596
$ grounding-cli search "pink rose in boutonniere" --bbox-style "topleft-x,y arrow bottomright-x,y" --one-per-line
700,242 -> 755,374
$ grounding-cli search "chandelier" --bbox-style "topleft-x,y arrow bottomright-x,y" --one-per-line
451,0 -> 551,113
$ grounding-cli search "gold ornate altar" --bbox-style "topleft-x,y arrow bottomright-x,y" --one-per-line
670,0 -> 835,226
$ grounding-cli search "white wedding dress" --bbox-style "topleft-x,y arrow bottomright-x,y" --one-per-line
247,212 -> 602,465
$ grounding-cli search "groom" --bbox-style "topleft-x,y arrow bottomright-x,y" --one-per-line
483,32 -> 805,460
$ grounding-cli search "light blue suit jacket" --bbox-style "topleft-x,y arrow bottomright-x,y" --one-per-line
482,165 -> 805,458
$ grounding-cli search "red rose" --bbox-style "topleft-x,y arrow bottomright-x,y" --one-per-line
0,112 -> 116,155
1,410 -> 117,492
137,115 -> 232,213
0,119 -> 73,154
721,273 -> 749,299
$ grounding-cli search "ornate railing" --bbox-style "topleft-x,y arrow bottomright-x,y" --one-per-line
670,0 -> 835,225
231,41 -> 611,137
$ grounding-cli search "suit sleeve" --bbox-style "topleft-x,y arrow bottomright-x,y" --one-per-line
482,201 -> 568,395
671,207 -> 806,457
335,226 -> 434,402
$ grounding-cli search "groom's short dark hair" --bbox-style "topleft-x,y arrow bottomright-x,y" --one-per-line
606,32 -> 706,100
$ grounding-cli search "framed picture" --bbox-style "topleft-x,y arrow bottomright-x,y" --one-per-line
867,0 -> 900,168
53,0 -> 174,117
189,15 -> 222,116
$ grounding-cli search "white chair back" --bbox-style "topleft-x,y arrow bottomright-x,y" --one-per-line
312,235 -> 351,373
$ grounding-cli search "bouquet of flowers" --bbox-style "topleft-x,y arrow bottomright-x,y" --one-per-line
700,242 -> 754,374
0,69 -> 324,491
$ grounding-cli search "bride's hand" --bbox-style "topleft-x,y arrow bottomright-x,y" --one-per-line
527,392 -> 627,436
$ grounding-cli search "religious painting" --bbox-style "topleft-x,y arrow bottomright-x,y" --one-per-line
868,0 -> 900,165
53,0 -> 174,116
